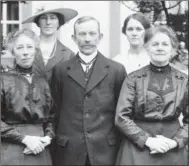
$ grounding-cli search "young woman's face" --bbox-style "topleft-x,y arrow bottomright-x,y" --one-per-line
13,35 -> 35,68
146,32 -> 173,66
38,13 -> 59,36
125,18 -> 145,47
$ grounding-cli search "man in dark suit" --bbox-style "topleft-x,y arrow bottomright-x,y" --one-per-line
50,16 -> 126,165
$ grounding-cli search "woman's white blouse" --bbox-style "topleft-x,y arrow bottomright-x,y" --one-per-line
113,51 -> 150,74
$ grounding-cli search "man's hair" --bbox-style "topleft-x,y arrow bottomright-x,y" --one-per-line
74,16 -> 100,34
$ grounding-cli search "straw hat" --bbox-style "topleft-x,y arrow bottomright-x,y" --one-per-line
22,6 -> 78,27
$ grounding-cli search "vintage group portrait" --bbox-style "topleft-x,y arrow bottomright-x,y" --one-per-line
0,1 -> 188,165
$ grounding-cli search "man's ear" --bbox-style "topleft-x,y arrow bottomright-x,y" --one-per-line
71,34 -> 76,43
99,33 -> 103,40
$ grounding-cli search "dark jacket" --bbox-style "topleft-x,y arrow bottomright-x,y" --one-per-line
33,40 -> 75,82
115,65 -> 188,149
50,52 -> 126,165
1,69 -> 54,142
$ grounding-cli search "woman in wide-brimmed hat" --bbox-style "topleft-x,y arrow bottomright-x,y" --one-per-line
22,6 -> 78,82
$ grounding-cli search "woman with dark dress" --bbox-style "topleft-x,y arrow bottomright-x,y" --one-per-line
115,25 -> 188,165
1,28 -> 54,165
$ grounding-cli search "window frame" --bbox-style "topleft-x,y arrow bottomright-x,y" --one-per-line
1,1 -> 23,37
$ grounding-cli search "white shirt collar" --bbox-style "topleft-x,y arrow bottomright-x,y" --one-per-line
78,50 -> 98,63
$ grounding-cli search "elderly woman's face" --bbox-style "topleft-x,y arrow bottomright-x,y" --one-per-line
126,18 -> 145,47
38,13 -> 59,36
13,35 -> 35,68
146,32 -> 173,66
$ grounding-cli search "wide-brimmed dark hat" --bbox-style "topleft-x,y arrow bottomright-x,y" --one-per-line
22,7 -> 78,27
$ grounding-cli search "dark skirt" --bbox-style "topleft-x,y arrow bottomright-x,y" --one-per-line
115,120 -> 188,165
1,124 -> 52,165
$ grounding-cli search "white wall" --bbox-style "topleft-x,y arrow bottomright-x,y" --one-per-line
29,1 -> 110,57
22,1 -> 135,57
119,2 -> 135,55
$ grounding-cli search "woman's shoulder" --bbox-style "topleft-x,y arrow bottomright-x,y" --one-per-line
0,70 -> 22,89
57,40 -> 75,59
1,68 -> 18,78
128,65 -> 149,77
170,62 -> 188,76
170,64 -> 188,79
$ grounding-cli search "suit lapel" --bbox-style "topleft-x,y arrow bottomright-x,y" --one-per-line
67,54 -> 86,89
86,52 -> 109,93
46,40 -> 67,71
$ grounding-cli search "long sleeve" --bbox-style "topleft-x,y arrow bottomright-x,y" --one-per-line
1,78 -> 25,143
42,80 -> 55,139
1,120 -> 25,143
172,81 -> 188,149
114,64 -> 127,104
115,75 -> 151,149
46,65 -> 62,138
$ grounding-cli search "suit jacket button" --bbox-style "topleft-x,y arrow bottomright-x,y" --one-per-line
85,112 -> 89,117
85,92 -> 91,99
85,132 -> 89,136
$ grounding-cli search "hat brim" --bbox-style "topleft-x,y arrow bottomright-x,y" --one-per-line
22,8 -> 78,26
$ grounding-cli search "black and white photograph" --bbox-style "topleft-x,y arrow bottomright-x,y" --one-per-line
0,1 -> 188,165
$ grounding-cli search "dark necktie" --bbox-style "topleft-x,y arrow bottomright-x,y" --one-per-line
78,56 -> 97,73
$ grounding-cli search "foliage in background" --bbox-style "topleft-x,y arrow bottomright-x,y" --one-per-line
119,1 -> 188,67
119,1 -> 188,50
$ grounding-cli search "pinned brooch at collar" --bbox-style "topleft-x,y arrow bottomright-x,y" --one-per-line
156,68 -> 163,72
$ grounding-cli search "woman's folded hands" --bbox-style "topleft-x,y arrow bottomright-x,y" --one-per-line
22,135 -> 52,155
145,135 -> 178,154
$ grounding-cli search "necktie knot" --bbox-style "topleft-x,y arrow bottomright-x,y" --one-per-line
78,56 -> 97,73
